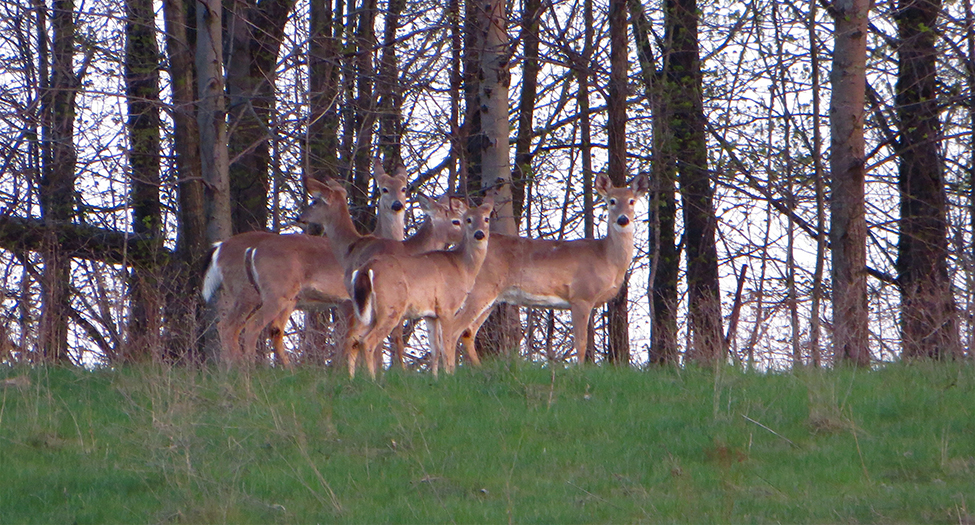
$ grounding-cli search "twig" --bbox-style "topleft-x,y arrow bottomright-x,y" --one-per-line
742,414 -> 798,448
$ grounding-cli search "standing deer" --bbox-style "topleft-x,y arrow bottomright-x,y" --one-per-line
201,161 -> 408,366
239,178 -> 464,370
348,199 -> 495,379
439,173 -> 649,369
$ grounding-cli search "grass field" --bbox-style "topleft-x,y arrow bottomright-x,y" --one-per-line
0,360 -> 972,523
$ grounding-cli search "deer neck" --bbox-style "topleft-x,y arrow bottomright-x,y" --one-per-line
457,234 -> 489,276
604,222 -> 636,268
372,211 -> 405,241
402,219 -> 440,253
321,207 -> 364,255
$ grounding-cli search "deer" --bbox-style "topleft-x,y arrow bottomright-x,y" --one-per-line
201,160 -> 409,366
348,198 -> 495,379
438,173 -> 649,370
243,187 -> 467,369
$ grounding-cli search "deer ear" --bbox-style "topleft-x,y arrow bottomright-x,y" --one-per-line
448,196 -> 468,213
305,178 -> 328,197
372,157 -> 386,178
393,165 -> 408,182
324,178 -> 347,199
631,173 -> 650,196
594,174 -> 611,196
415,192 -> 436,214
480,197 -> 495,212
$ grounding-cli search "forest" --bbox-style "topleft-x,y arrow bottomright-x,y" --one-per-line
0,0 -> 972,370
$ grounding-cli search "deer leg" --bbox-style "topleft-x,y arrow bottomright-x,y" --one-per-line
357,306 -> 404,380
460,305 -> 495,366
216,287 -> 261,362
241,298 -> 293,367
423,319 -> 443,377
389,324 -> 405,370
334,301 -> 355,369
569,303 -> 595,363
268,309 -> 294,368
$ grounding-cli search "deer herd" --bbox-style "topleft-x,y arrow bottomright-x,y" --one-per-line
202,159 -> 649,379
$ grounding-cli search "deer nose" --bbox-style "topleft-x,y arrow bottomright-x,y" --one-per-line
391,201 -> 404,212
473,230 -> 486,241
616,215 -> 630,227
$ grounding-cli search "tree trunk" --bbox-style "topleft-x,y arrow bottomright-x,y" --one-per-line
196,0 -> 232,245
895,0 -> 960,359
224,0 -> 292,234
350,0 -> 376,234
512,0 -> 540,226
470,0 -> 519,358
605,0 -> 629,365
830,0 -> 870,366
665,0 -> 723,364
580,0 -> 596,361
38,0 -> 78,363
125,0 -> 163,362
197,0 -> 232,362
808,0 -> 826,367
162,0 -> 208,362
630,0 -> 679,364
377,0 -> 405,168
307,0 -> 341,183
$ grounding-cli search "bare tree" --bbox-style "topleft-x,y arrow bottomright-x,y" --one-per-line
38,0 -> 82,362
896,0 -> 961,359
830,0 -> 870,366
665,0 -> 723,364
605,0 -> 629,364
125,0 -> 163,361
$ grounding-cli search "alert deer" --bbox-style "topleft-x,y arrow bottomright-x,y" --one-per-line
440,174 -> 649,368
305,178 -> 471,374
348,199 -> 494,379
201,162 -> 409,366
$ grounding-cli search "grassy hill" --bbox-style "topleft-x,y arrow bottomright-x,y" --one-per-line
0,361 -> 972,523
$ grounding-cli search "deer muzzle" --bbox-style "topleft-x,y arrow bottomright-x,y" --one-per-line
616,215 -> 630,227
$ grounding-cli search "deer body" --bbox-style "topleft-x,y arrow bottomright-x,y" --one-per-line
201,162 -> 409,366
304,177 -> 467,373
441,174 -> 648,366
349,200 -> 494,379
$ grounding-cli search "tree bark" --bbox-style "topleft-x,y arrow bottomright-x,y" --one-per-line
225,0 -> 293,234
665,0 -> 723,364
830,0 -> 870,366
470,0 -> 519,357
630,0 -> 679,364
377,0 -> 405,168
895,0 -> 960,359
38,0 -> 79,363
162,0 -> 209,363
125,0 -> 163,361
197,0 -> 232,362
605,0 -> 629,365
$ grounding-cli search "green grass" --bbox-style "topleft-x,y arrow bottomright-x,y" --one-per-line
0,361 -> 972,523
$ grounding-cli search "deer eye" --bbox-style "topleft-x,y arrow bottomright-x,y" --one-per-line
452,219 -> 462,226
629,199 -> 636,205
381,187 -> 389,194
609,198 -> 617,206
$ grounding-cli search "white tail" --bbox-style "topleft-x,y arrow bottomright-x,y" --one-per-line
351,268 -> 374,326
345,199 -> 494,379
440,174 -> 649,367
201,242 -> 225,302
203,162 -> 410,367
